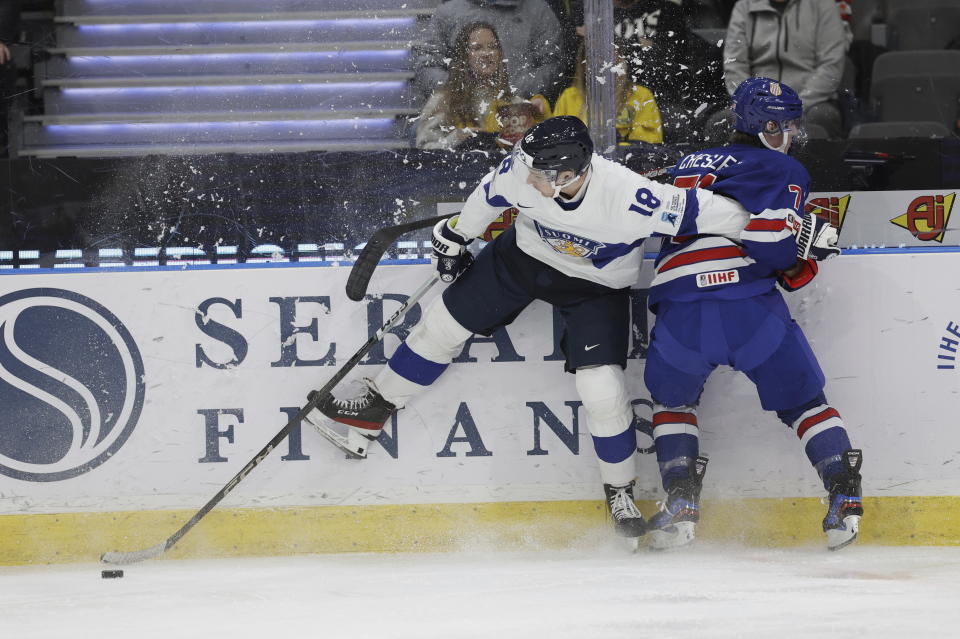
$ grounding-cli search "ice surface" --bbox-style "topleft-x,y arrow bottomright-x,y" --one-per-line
2,545 -> 959,638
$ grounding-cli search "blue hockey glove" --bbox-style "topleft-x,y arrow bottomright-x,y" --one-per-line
431,216 -> 473,283
796,213 -> 841,261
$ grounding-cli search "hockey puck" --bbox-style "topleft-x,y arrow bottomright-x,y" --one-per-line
101,569 -> 124,579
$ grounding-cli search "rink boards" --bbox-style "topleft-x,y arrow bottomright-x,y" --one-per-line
0,253 -> 959,563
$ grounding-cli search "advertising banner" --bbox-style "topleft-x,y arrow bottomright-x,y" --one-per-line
1,254 -> 959,517
806,189 -> 959,248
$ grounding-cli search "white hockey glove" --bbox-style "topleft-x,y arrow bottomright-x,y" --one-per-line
431,215 -> 474,283
796,213 -> 841,261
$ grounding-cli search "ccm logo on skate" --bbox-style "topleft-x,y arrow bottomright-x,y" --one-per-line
696,270 -> 740,288
0,288 -> 145,482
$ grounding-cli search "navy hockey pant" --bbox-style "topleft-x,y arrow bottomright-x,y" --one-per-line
644,289 -> 852,488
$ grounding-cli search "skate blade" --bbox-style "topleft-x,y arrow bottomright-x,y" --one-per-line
649,521 -> 696,551
306,412 -> 370,459
827,515 -> 860,551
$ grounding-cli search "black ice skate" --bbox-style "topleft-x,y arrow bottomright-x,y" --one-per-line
823,449 -> 863,551
304,379 -> 395,459
604,481 -> 647,548
648,455 -> 708,551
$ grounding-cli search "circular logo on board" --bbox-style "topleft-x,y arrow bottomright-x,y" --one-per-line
0,288 -> 145,481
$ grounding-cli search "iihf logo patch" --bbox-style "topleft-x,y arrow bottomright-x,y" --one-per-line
696,269 -> 740,288
770,82 -> 782,96
534,220 -> 606,258
0,288 -> 145,482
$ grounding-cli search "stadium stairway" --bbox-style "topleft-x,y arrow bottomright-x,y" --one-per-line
17,0 -> 435,158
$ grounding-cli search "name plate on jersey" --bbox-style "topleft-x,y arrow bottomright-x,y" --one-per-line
696,269 -> 740,287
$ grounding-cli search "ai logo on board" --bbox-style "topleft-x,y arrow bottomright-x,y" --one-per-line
890,193 -> 956,242
0,288 -> 145,481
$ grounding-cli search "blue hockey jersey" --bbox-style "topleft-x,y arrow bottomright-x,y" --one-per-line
648,144 -> 810,308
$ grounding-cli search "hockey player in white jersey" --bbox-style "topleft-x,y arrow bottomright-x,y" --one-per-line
306,116 -> 751,542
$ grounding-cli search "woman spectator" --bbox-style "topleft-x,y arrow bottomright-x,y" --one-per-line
416,22 -> 549,151
552,41 -> 663,144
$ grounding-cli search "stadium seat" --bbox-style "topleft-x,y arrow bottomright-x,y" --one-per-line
849,0 -> 887,43
871,50 -> 960,130
805,123 -> 831,140
886,0 -> 960,50
849,121 -> 954,139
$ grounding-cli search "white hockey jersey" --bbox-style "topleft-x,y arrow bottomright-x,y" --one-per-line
455,152 -> 751,290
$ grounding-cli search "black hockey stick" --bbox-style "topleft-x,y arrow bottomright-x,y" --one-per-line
101,272 -> 440,565
346,214 -> 450,301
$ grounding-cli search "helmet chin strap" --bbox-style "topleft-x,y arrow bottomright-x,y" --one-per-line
551,168 -> 589,199
758,129 -> 792,153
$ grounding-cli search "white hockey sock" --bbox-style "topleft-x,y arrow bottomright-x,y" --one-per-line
576,365 -> 636,487
374,297 -> 472,408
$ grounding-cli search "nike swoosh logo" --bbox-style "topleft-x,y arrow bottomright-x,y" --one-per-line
517,203 -> 534,208
584,344 -> 600,351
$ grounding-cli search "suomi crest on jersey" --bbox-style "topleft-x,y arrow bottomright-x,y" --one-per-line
533,220 -> 607,258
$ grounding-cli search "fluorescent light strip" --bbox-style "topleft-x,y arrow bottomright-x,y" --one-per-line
75,18 -> 415,31
59,81 -> 405,95
45,118 -> 395,132
65,50 -> 409,64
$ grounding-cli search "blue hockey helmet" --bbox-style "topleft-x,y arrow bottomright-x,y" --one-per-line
732,77 -> 803,135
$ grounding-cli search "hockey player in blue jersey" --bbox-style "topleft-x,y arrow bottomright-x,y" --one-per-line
642,77 -> 863,551
306,116 -> 754,543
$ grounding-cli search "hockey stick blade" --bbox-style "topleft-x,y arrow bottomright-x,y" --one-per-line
98,406 -> 310,566
98,272 -> 439,565
101,541 -> 167,565
346,214 -> 449,302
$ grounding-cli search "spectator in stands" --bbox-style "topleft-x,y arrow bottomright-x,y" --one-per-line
416,22 -> 550,151
1,0 -> 20,157
414,0 -> 567,104
723,0 -> 848,139
552,40 -> 664,144
570,0 -> 728,143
